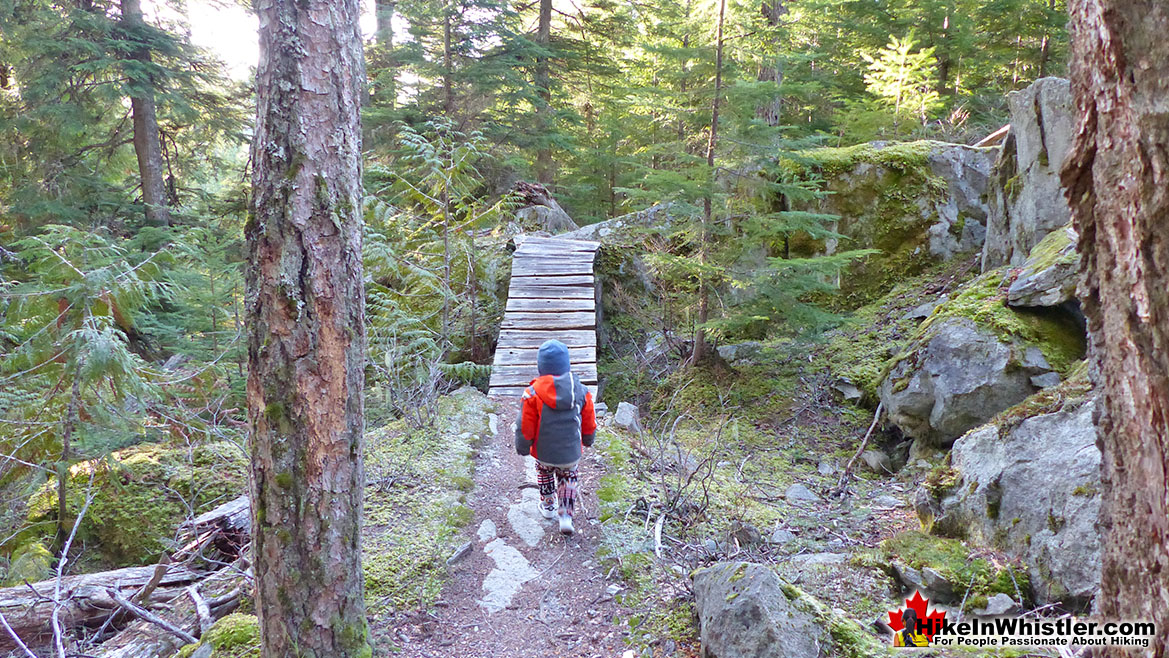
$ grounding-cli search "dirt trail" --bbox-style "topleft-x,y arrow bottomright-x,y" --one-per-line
391,399 -> 626,658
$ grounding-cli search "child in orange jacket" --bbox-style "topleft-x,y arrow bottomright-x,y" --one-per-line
514,339 -> 597,535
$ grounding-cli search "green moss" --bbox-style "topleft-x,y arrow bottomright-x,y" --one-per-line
780,583 -> 892,658
916,270 -> 1086,375
18,441 -> 247,566
1020,225 -> 1076,273
990,360 -> 1092,436
780,141 -> 934,177
2,539 -> 53,586
1071,484 -> 1098,497
177,613 -> 260,658
883,531 -> 1031,604
362,387 -> 495,614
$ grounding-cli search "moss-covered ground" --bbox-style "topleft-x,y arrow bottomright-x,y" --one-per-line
362,387 -> 491,616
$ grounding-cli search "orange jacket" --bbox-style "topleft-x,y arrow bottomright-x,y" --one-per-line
515,372 -> 596,464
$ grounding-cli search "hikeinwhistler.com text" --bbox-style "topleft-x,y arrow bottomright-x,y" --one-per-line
923,617 -> 1156,648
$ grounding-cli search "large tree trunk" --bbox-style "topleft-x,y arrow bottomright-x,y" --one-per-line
535,0 -> 553,184
1061,1 -> 1169,653
121,0 -> 170,227
247,1 -> 371,657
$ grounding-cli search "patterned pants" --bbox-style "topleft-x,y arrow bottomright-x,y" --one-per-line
536,462 -> 579,517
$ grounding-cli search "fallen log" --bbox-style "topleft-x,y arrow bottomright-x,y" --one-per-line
0,495 -> 254,654
0,564 -> 206,652
97,561 -> 248,658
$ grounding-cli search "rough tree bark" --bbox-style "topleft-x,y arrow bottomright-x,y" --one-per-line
535,0 -> 553,184
121,0 -> 170,227
1060,1 -> 1169,654
247,1 -> 371,657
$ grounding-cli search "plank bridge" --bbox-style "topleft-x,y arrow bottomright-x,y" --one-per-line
488,235 -> 601,398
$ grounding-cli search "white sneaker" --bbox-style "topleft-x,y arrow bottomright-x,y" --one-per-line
558,514 -> 575,536
539,497 -> 557,519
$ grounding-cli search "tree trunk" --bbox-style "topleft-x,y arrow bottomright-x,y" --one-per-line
56,368 -> 81,547
121,0 -> 171,227
755,0 -> 785,127
442,7 -> 454,117
247,1 -> 371,657
1061,1 -> 1169,653
535,0 -> 553,185
690,0 -> 726,367
373,0 -> 396,107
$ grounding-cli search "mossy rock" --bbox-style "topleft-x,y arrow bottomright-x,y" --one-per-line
918,269 -> 1085,375
19,440 -> 247,567
2,539 -> 54,586
778,582 -> 892,658
177,613 -> 260,658
882,531 -> 1031,605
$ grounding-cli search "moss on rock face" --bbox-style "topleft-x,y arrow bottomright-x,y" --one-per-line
778,583 -> 892,658
919,269 -> 1085,375
177,613 -> 260,658
18,441 -> 247,567
883,531 -> 1031,605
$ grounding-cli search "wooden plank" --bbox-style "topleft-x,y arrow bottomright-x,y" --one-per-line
493,345 -> 597,366
506,298 -> 595,313
489,384 -> 599,399
492,363 -> 597,380
513,249 -> 596,260
497,328 -> 594,342
501,311 -> 595,330
516,236 -> 601,251
508,286 -> 596,299
496,337 -> 594,351
510,274 -> 595,286
511,261 -> 595,276
490,370 -> 598,388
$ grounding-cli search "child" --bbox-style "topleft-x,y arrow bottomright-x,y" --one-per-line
514,339 -> 597,535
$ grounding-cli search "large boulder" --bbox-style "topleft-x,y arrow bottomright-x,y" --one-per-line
983,78 -> 1076,271
880,317 -> 1049,446
782,140 -> 996,308
879,270 -> 1085,446
1006,223 -> 1079,308
920,377 -> 1100,608
512,181 -> 579,233
693,562 -> 826,658
692,562 -> 882,658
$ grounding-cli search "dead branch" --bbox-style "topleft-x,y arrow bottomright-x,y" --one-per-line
832,402 -> 884,496
108,590 -> 197,645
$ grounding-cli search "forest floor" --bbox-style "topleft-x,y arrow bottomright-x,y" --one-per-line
375,400 -> 629,658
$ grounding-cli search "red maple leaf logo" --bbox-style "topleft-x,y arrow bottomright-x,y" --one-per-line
888,591 -> 948,641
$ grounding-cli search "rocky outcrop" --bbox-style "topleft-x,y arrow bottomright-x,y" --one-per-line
878,268 -> 1085,447
880,317 -> 1055,446
1006,223 -> 1079,308
920,383 -> 1100,608
784,140 -> 996,308
983,78 -> 1075,271
559,203 -> 673,241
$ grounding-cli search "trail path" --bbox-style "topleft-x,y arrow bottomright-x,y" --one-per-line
394,235 -> 624,657
393,401 -> 625,658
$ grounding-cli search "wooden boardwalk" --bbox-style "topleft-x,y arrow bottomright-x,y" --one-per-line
488,235 -> 601,398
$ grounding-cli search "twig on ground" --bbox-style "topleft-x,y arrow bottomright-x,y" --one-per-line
833,401 -> 884,496
53,472 -> 98,658
653,513 -> 665,559
132,554 -> 171,605
108,589 -> 198,645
